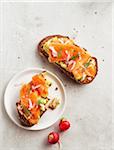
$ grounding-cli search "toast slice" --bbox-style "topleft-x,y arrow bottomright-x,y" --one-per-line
38,35 -> 98,84
16,101 -> 47,127
16,72 -> 60,127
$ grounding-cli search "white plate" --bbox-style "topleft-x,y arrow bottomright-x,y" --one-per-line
4,68 -> 66,130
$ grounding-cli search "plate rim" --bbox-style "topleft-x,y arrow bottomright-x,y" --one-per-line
4,67 -> 66,130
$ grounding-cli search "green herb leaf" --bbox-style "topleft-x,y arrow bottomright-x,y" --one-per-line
58,48 -> 62,58
84,61 -> 90,68
71,54 -> 79,60
38,98 -> 47,105
22,105 -> 31,116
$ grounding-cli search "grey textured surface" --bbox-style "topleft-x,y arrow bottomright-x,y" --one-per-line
0,2 -> 112,150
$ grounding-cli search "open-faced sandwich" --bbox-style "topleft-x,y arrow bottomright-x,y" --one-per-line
16,72 -> 60,127
38,35 -> 98,84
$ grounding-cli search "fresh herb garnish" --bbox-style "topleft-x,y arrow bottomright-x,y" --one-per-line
84,61 -> 91,68
38,98 -> 46,105
22,105 -> 31,116
71,54 -> 79,60
58,48 -> 62,58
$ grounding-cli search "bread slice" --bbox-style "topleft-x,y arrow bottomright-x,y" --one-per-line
38,35 -> 98,84
16,102 -> 33,127
16,102 -> 47,127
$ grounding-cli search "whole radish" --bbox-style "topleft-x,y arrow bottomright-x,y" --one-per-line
48,132 -> 59,144
48,132 -> 62,149
59,118 -> 70,131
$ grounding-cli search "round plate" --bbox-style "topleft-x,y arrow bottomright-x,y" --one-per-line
4,68 -> 66,130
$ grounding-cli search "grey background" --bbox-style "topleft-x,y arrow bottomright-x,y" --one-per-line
0,2 -> 112,150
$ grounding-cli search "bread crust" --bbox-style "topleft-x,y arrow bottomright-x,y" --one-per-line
16,102 -> 33,127
16,102 -> 46,127
38,35 -> 98,84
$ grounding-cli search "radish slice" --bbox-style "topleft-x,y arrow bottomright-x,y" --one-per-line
49,46 -> 57,57
68,60 -> 76,71
65,50 -> 71,62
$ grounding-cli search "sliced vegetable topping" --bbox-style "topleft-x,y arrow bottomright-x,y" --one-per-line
43,37 -> 97,82
70,53 -> 79,60
19,73 -> 48,123
22,105 -> 31,117
38,98 -> 47,105
17,72 -> 60,125
84,61 -> 91,68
